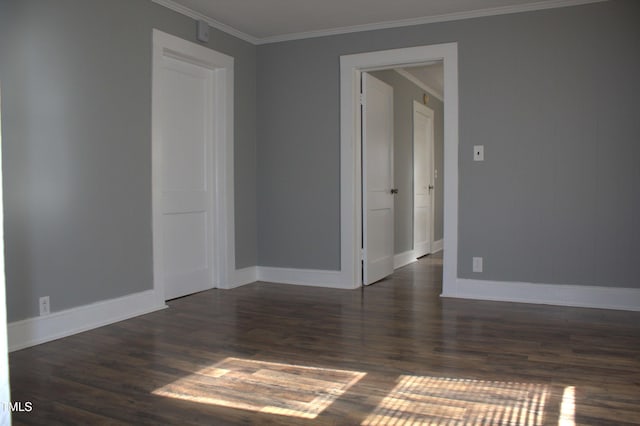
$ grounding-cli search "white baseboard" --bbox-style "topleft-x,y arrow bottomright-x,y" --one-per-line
230,266 -> 258,288
14,272 -> 635,354
394,242 -> 443,269
257,267 -> 347,289
394,250 -> 418,269
224,265 -> 348,290
8,290 -> 167,352
442,278 -> 640,312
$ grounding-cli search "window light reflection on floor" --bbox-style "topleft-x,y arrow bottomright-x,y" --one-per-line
152,357 -> 366,419
154,358 -> 576,424
361,375 -> 552,426
558,386 -> 575,426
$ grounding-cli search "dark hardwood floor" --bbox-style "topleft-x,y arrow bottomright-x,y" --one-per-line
9,253 -> 640,425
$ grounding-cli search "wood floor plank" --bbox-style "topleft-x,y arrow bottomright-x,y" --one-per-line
9,253 -> 640,425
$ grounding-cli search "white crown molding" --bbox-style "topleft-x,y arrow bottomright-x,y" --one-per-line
443,279 -> 640,312
256,0 -> 607,44
151,0 -> 259,44
152,0 -> 606,46
394,69 -> 443,101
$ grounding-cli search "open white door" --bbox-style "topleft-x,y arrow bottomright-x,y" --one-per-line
362,73 -> 395,285
413,101 -> 435,258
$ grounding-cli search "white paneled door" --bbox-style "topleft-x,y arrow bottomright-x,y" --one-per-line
413,101 -> 435,258
362,73 -> 395,285
157,54 -> 215,300
153,30 -> 234,301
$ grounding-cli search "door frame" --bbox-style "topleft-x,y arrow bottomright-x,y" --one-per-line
413,100 -> 435,258
151,29 -> 235,302
339,43 -> 458,292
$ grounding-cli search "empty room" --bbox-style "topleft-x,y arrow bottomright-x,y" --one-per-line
0,0 -> 639,424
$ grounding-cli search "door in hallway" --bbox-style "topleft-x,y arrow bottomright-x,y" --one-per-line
413,101 -> 435,258
362,73 -> 395,285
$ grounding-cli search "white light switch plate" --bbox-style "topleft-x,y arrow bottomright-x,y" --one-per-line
473,145 -> 484,161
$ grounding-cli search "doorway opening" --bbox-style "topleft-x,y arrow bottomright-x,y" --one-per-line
338,43 -> 458,294
365,64 -> 444,280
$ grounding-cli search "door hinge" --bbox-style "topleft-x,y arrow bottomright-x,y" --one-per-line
360,248 -> 365,260
359,93 -> 364,105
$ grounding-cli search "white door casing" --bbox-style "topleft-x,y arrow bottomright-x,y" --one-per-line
413,101 -> 435,258
152,30 -> 235,301
339,43 -> 458,292
362,73 -> 395,285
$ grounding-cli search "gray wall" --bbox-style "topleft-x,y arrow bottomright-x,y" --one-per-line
0,0 -> 257,321
2,0 -> 639,325
256,0 -> 640,288
369,70 -> 444,254
256,38 -> 341,270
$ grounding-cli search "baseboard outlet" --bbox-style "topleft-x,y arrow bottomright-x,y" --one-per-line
230,266 -> 258,288
8,290 -> 167,352
258,267 -> 348,289
432,239 -> 443,253
442,278 -> 640,312
394,251 -> 418,269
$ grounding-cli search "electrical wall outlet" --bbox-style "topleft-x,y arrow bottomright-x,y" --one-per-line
39,296 -> 50,316
472,257 -> 483,273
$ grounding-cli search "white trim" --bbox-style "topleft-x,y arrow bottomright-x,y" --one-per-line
259,1 -> 605,44
152,0 -> 605,45
259,1 -> 606,44
432,239 -> 443,253
257,267 -> 345,289
443,279 -> 640,312
151,0 -> 258,44
232,267 -> 258,288
152,30 -> 236,301
396,69 -> 443,101
7,290 -> 167,352
394,251 -> 418,269
340,43 -> 459,293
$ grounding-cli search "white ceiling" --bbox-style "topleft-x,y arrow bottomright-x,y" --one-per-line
155,0 -> 604,43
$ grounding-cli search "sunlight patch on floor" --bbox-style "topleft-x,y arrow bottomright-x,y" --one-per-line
558,386 -> 575,426
362,375 -> 550,426
152,357 -> 365,419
